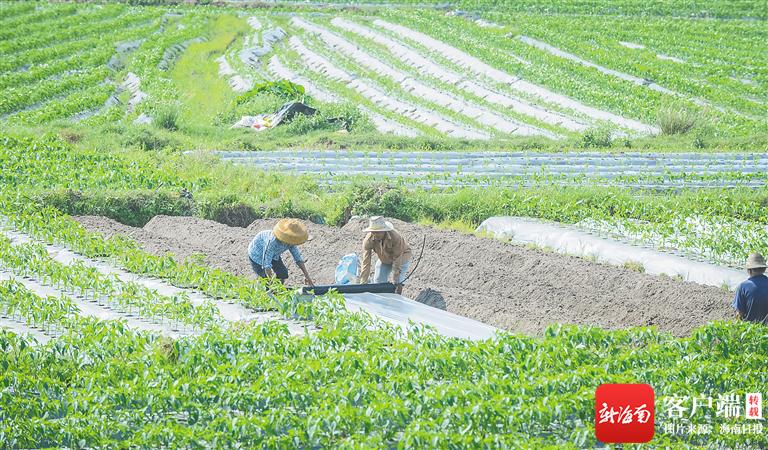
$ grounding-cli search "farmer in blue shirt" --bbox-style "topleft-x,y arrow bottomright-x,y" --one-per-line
732,253 -> 768,324
248,219 -> 314,286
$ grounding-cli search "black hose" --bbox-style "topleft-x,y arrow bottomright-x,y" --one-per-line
401,235 -> 426,284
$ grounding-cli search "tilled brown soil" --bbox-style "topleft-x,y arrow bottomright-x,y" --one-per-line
74,215 -> 734,336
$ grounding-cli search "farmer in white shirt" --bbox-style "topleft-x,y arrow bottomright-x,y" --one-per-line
248,219 -> 314,286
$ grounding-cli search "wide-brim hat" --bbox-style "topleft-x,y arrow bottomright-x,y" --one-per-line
364,216 -> 394,233
746,253 -> 767,269
273,219 -> 310,245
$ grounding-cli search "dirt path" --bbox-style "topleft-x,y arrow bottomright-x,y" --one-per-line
74,215 -> 734,336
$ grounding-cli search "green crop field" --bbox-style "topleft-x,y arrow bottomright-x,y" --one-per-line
1,0 -> 767,447
1,1 -> 765,150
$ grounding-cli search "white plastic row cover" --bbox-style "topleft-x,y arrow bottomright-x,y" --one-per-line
476,217 -> 745,290
372,19 -> 659,135
332,17 -> 587,133
267,55 -> 421,137
287,35 -> 488,140
291,17 -> 555,138
267,55 -> 339,103
344,292 -> 498,340
214,149 -> 768,160
216,55 -> 253,93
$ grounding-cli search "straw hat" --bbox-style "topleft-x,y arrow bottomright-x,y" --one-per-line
273,219 -> 310,245
364,216 -> 394,233
746,253 -> 767,269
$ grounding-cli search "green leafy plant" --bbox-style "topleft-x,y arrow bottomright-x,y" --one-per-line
235,80 -> 307,105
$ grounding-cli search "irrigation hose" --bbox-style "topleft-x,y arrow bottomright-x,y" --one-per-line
401,235 -> 426,285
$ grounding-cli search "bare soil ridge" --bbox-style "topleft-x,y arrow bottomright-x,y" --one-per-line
74,215 -> 734,336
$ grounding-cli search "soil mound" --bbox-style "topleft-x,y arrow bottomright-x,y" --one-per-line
74,215 -> 733,336
415,288 -> 447,310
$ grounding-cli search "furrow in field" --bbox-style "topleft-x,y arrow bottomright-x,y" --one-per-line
214,150 -> 768,188
361,107 -> 422,137
123,72 -> 148,112
373,19 -> 659,135
267,55 -> 339,102
0,269 -> 190,338
3,229 -> 313,335
332,17 -> 586,133
268,55 -> 421,137
217,55 -> 253,93
518,36 -> 678,96
292,17 -> 555,138
286,36 -> 488,140
517,35 -> 761,118
0,316 -> 52,345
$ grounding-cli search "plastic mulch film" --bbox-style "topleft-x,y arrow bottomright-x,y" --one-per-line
477,217 -> 745,290
343,292 -> 499,341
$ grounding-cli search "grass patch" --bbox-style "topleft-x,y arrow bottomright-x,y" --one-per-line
154,104 -> 181,131
170,15 -> 249,128
418,217 -> 479,235
658,106 -> 698,135
623,260 -> 646,273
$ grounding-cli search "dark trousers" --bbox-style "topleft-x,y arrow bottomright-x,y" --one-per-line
249,257 -> 289,280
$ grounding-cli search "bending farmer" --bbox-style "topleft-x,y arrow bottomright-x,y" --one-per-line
733,253 -> 768,324
248,219 -> 314,286
357,216 -> 412,294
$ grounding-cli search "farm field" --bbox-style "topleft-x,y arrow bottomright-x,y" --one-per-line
0,1 -> 765,150
1,0 -> 767,448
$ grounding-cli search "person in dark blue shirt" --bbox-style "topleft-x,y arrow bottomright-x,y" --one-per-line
733,253 -> 768,324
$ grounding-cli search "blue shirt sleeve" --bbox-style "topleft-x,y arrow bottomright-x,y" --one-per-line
289,245 -> 304,264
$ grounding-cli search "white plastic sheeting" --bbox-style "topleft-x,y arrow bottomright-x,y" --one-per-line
123,72 -> 147,111
657,54 -> 686,64
518,36 -> 720,110
267,55 -> 339,103
158,37 -> 205,71
372,19 -> 659,135
240,27 -> 287,67
247,16 -> 261,30
332,17 -> 586,133
578,216 -> 768,269
214,150 -> 768,189
343,292 -> 498,340
0,315 -> 51,344
518,36 -> 678,97
293,17 -> 555,138
267,55 -> 420,136
620,41 -> 645,50
288,36 -> 488,140
133,113 -> 152,125
476,217 -> 745,290
3,229 -> 313,336
216,55 -> 253,93
0,268 -> 191,339
360,107 -> 422,137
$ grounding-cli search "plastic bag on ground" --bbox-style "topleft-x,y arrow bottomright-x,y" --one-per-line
335,253 -> 360,285
231,114 -> 274,131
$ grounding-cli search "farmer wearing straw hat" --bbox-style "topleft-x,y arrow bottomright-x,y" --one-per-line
248,219 -> 314,286
358,216 -> 412,295
732,253 -> 768,324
